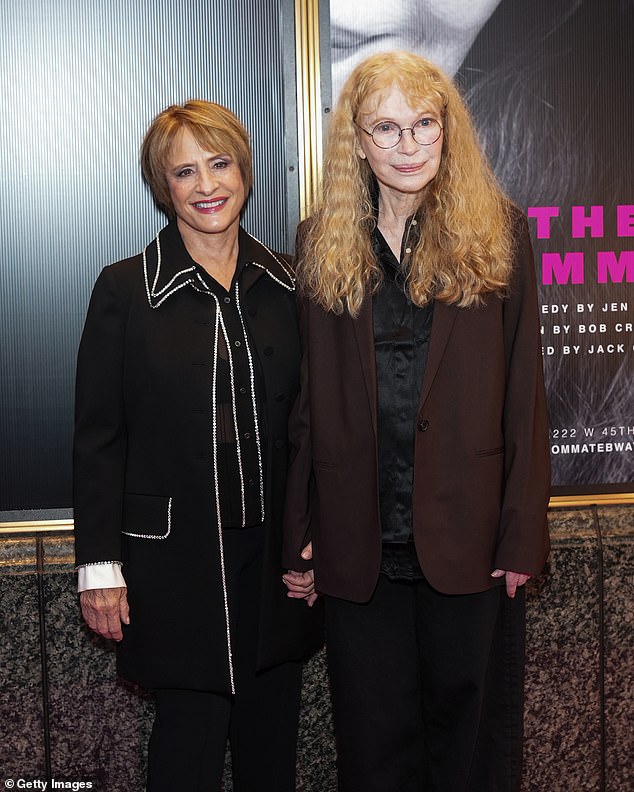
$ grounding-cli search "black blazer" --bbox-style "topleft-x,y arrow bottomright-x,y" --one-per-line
74,222 -> 322,693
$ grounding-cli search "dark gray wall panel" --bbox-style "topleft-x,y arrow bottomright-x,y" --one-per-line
0,0 -> 296,510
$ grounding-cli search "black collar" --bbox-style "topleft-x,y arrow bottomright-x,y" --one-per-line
143,221 -> 294,308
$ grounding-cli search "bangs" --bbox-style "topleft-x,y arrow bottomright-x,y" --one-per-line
395,72 -> 447,116
188,123 -> 242,162
352,58 -> 448,120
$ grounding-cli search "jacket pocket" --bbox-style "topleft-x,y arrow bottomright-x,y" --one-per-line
121,493 -> 172,539
313,459 -> 337,470
474,446 -> 504,458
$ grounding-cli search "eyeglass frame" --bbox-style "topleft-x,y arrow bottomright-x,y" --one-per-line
354,117 -> 443,149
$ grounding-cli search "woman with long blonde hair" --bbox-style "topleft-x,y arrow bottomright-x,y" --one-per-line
283,51 -> 550,791
301,49 -> 513,316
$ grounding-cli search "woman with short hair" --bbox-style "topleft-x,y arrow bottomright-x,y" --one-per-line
74,99 -> 321,792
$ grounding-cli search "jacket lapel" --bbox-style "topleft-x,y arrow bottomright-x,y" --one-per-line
237,228 -> 295,294
352,296 -> 378,433
419,300 -> 457,408
143,223 -> 295,310
143,222 -> 197,309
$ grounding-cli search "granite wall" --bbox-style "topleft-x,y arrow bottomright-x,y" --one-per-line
0,505 -> 632,791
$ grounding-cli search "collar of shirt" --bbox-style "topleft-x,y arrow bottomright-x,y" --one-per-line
143,220 -> 294,309
372,219 -> 422,283
369,181 -> 423,273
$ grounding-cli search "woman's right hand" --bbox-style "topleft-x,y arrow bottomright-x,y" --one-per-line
80,586 -> 130,641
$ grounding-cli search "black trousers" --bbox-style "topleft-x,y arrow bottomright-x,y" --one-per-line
325,574 -> 525,792
146,526 -> 302,792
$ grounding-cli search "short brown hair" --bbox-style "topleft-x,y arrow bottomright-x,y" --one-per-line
140,99 -> 253,216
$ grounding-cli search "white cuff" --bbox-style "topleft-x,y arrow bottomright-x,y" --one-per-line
77,562 -> 127,592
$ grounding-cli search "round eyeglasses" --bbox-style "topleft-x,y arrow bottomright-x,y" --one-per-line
356,117 -> 443,149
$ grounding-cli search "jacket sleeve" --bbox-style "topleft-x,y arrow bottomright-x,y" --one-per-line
281,221 -> 316,572
73,265 -> 128,567
495,211 -> 551,575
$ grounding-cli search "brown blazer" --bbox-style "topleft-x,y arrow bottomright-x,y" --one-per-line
282,211 -> 551,602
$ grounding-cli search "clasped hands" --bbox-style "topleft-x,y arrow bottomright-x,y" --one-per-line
282,543 -> 530,605
282,541 -> 318,607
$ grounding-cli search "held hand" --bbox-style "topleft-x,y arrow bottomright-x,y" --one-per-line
282,542 -> 318,607
80,586 -> 130,641
491,569 -> 532,598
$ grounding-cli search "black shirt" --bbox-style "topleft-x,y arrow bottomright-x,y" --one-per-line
372,222 -> 433,580
187,247 -> 266,530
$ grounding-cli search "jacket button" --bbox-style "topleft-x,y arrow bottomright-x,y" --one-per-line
264,346 -> 274,356
418,419 -> 430,432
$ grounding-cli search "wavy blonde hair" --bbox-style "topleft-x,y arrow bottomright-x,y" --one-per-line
299,51 -> 514,315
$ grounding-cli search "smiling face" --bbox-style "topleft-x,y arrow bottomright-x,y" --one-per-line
356,85 -> 443,209
165,127 -> 247,246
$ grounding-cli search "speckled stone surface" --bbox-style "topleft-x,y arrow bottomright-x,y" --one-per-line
1,505 -> 633,791
0,568 -> 46,779
297,649 -> 336,791
600,506 -> 634,791
43,566 -> 153,788
0,535 -> 38,572
522,509 -> 602,791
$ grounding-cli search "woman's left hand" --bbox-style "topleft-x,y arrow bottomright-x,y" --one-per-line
282,541 -> 319,607
491,569 -> 532,598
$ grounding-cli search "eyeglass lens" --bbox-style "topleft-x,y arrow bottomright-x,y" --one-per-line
371,119 -> 441,148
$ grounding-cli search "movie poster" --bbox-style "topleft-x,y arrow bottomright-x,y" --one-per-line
329,0 -> 634,494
